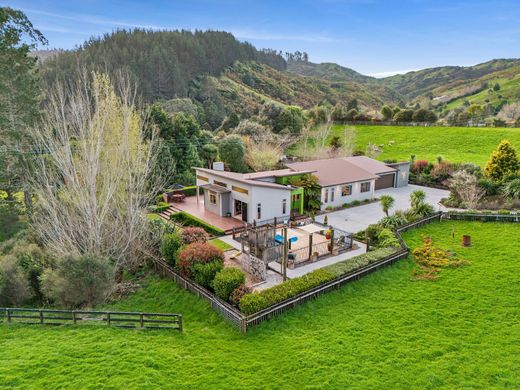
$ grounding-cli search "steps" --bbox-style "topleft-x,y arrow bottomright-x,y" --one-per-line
158,205 -> 177,221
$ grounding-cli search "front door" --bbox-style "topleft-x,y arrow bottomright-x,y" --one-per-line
241,202 -> 248,222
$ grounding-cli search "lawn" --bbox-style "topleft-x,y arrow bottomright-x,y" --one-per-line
292,124 -> 520,166
0,221 -> 519,388
209,238 -> 233,251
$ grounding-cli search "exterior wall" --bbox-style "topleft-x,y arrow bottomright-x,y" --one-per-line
250,186 -> 292,224
320,179 -> 375,210
203,189 -> 221,216
387,162 -> 410,187
195,169 -> 291,224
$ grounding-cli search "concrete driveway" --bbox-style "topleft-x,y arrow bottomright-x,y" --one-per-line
315,185 -> 449,233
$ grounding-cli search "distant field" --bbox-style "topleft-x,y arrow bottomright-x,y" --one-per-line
1,221 -> 519,388
314,125 -> 520,166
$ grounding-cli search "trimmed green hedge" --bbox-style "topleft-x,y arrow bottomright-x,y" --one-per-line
166,186 -> 197,197
170,211 -> 225,236
239,247 -> 397,315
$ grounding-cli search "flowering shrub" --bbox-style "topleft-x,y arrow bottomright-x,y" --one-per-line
430,162 -> 455,181
176,242 -> 224,278
412,237 -> 469,280
181,227 -> 209,244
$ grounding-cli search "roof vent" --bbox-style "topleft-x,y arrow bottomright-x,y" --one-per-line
213,162 -> 225,171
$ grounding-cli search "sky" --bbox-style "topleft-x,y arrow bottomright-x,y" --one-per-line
4,0 -> 520,77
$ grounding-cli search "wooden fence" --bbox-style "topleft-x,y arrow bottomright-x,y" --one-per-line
442,212 -> 520,223
155,212 -> 445,332
0,308 -> 183,332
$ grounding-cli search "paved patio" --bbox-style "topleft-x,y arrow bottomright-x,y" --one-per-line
315,184 -> 449,233
170,196 -> 245,233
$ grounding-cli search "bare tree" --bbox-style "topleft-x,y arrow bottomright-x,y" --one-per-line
30,72 -> 165,271
448,170 -> 485,210
497,102 -> 520,124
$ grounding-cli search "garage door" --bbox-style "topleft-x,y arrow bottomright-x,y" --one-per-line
375,173 -> 395,190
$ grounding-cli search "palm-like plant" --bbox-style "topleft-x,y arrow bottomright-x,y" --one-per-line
502,178 -> 520,199
380,195 -> 395,216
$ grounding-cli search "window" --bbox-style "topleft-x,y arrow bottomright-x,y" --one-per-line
213,180 -> 227,188
257,203 -> 261,220
209,191 -> 217,205
282,199 -> 287,214
197,175 -> 209,182
330,188 -> 335,202
232,185 -> 248,194
324,189 -> 328,203
360,182 -> 371,193
341,185 -> 352,196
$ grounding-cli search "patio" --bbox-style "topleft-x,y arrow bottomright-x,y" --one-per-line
170,196 -> 245,233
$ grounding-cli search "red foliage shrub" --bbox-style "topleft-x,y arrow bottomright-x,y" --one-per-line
430,161 -> 455,181
412,160 -> 429,173
177,242 -> 224,277
229,284 -> 250,307
181,227 -> 209,244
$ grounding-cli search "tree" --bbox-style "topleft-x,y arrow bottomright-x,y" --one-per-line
493,83 -> 501,91
275,106 -> 305,134
497,102 -> 520,124
0,7 -> 47,210
380,195 -> 395,216
201,144 -> 218,168
381,105 -> 393,121
484,140 -> 520,182
347,99 -> 358,111
448,170 -> 485,209
246,140 -> 281,172
393,109 -> 414,122
288,174 -> 321,211
466,104 -> 484,121
30,72 -> 165,271
219,134 -> 247,172
412,108 -> 437,123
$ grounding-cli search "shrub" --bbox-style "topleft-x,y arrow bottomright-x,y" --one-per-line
170,212 -> 225,236
412,160 -> 429,174
324,247 -> 396,277
478,178 -> 500,196
176,242 -> 224,278
430,162 -> 455,182
0,254 -> 31,306
40,254 -> 115,308
153,202 -> 170,213
191,260 -> 224,290
181,227 -> 209,244
229,284 -> 250,307
502,178 -> 520,199
377,228 -> 400,248
239,269 -> 336,315
212,267 -> 245,302
379,214 -> 408,230
161,233 -> 183,266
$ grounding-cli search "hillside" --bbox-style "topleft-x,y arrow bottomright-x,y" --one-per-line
40,29 -> 286,101
286,59 -> 376,84
379,58 -> 520,99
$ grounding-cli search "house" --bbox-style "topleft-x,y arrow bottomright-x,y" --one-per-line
194,167 -> 314,225
193,156 -> 409,224
286,156 -> 409,210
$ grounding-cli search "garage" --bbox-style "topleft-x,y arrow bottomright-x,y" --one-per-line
375,173 -> 396,190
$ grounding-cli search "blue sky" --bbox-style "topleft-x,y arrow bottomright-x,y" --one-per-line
4,0 -> 520,76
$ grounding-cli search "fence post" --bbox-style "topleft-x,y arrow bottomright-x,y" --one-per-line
39,310 -> 44,325
283,224 -> 288,281
6,308 -> 11,323
107,312 -> 111,327
232,227 -> 235,240
330,228 -> 334,254
140,313 -> 144,328
72,310 -> 77,325
178,315 -> 183,333
308,234 -> 313,261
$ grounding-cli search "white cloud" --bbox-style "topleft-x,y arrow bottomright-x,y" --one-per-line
368,69 -> 418,78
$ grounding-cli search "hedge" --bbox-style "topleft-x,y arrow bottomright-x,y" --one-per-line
212,267 -> 246,302
239,247 -> 396,315
170,211 -> 225,236
166,186 -> 197,197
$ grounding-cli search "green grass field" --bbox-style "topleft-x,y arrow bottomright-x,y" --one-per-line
1,221 -> 519,388
294,124 -> 520,166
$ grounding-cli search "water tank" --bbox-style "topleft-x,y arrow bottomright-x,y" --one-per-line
213,162 -> 225,171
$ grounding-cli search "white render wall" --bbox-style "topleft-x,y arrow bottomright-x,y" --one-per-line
195,169 -> 291,224
320,179 -> 375,210
250,186 -> 292,224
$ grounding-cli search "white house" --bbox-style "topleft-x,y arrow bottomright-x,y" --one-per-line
286,156 -> 409,210
193,156 -> 409,223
